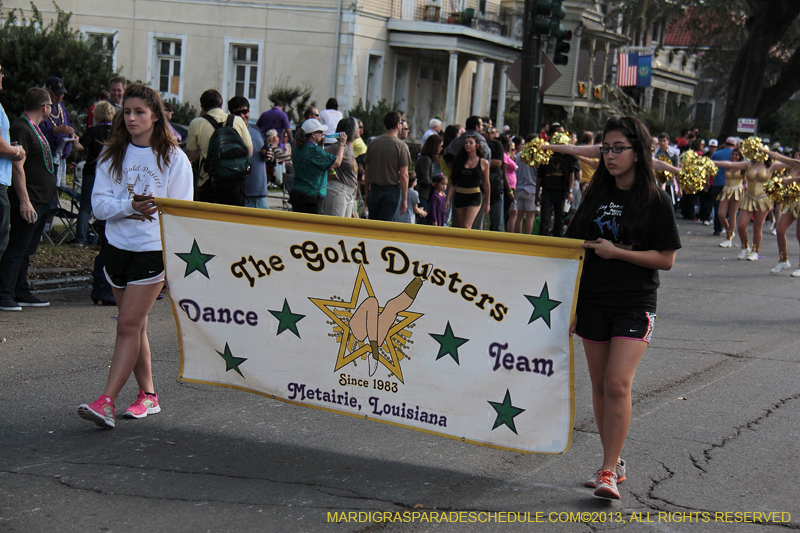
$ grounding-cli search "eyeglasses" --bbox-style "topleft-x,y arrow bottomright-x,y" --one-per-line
599,146 -> 634,154
231,109 -> 249,116
42,103 -> 53,108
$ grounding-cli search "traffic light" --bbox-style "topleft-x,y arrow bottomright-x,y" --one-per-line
531,0 -> 554,35
554,30 -> 572,66
549,0 -> 567,38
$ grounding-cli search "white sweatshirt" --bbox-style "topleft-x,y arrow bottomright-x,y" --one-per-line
92,144 -> 193,252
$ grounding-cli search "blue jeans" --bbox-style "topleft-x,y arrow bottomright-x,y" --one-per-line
245,196 -> 270,209
368,184 -> 401,222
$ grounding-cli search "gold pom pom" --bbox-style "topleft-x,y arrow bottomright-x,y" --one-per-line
677,155 -> 716,194
656,154 -> 673,184
520,138 -> 552,168
783,182 -> 800,204
550,131 -> 571,145
740,137 -> 768,162
764,173 -> 785,203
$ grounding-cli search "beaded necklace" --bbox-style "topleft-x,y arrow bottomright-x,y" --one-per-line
22,113 -> 54,173
47,102 -> 64,127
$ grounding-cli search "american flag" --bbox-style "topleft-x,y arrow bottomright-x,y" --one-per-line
618,53 -> 638,87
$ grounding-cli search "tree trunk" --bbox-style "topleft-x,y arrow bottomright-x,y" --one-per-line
719,0 -> 800,136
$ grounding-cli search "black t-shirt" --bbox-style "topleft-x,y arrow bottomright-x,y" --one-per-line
565,186 -> 681,310
80,124 -> 112,177
538,153 -> 577,192
9,117 -> 57,205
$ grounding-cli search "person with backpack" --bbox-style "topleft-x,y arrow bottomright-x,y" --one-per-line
186,89 -> 252,206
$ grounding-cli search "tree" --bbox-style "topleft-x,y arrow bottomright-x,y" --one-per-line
0,2 -> 118,131
348,98 -> 400,140
702,1 -> 800,136
266,77 -> 316,127
609,1 -> 800,137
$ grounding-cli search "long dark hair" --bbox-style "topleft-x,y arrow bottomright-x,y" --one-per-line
336,117 -> 357,144
450,134 -> 482,187
569,116 -> 659,246
99,84 -> 177,180
442,125 -> 461,150
420,133 -> 442,157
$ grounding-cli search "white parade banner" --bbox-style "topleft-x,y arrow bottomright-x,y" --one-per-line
157,200 -> 584,454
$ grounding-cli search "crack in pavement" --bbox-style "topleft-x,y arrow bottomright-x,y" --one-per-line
695,393 -> 800,471
1,462 -> 408,510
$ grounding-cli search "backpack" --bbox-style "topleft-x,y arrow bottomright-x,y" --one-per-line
202,114 -> 251,190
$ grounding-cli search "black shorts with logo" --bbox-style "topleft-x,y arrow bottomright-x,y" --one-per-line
103,244 -> 165,289
575,301 -> 656,344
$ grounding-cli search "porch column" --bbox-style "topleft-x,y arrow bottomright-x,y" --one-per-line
495,62 -> 508,131
472,56 -> 485,116
445,51 -> 459,125
644,86 -> 654,111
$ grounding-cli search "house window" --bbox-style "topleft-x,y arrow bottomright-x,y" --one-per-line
157,39 -> 182,96
81,27 -> 118,69
233,45 -> 258,100
87,33 -> 115,65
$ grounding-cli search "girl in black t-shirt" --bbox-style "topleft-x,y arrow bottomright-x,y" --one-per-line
554,117 -> 682,499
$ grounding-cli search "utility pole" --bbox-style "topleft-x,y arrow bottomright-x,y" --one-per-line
519,0 -> 539,137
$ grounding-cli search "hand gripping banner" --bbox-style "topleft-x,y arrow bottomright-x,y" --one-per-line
157,200 -> 584,453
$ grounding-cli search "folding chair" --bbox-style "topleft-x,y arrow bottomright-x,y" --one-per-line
43,162 -> 86,245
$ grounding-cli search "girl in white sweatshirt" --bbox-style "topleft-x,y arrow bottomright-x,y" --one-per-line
79,84 -> 193,429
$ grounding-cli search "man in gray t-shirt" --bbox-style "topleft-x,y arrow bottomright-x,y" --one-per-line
365,111 -> 411,221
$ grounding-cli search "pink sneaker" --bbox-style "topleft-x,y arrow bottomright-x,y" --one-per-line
78,396 -> 116,429
123,390 -> 161,419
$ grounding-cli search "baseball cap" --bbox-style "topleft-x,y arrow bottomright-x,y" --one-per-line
301,118 -> 328,134
708,139 -> 718,147
725,137 -> 737,146
45,76 -> 68,95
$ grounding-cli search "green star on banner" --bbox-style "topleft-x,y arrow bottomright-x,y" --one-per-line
429,321 -> 469,364
524,282 -> 561,329
488,389 -> 525,435
216,342 -> 247,378
269,299 -> 305,338
175,239 -> 215,279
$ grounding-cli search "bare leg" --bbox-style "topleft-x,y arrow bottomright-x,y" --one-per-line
101,283 -> 164,402
583,341 -> 611,448
751,209 -> 769,252
587,338 -> 648,472
727,198 -> 741,238
507,210 -> 518,235
776,213 -> 795,261
523,211 -> 536,235
457,206 -> 481,229
717,199 -> 730,234
737,209 -> 752,249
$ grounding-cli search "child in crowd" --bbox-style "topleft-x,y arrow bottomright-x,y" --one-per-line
78,84 -> 194,429
395,171 -> 426,223
427,175 -> 448,227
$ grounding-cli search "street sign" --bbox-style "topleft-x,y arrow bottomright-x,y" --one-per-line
737,118 -> 758,134
540,52 -> 562,94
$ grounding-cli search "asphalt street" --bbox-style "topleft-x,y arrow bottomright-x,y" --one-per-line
1,217 -> 798,533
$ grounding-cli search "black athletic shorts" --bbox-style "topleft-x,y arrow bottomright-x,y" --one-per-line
575,301 -> 656,344
103,244 -> 165,289
453,191 -> 482,209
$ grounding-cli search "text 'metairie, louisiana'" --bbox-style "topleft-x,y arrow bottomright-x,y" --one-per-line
158,199 -> 583,454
